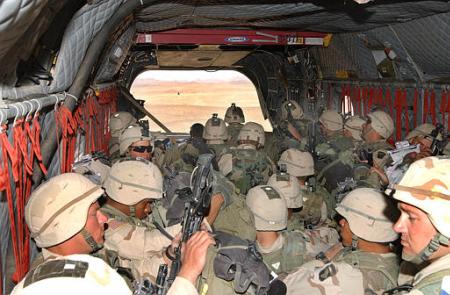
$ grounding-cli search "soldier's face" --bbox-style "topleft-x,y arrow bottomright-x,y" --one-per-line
84,202 -> 107,245
128,140 -> 153,160
134,199 -> 153,219
394,202 -> 437,258
338,218 -> 353,247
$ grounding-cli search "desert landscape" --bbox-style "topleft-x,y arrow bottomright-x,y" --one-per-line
130,70 -> 272,132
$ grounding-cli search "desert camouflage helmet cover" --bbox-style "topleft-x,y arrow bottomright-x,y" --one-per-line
367,110 -> 394,139
319,110 -> 343,131
237,121 -> 265,147
119,125 -> 152,155
336,187 -> 398,242
203,113 -> 228,141
344,116 -> 365,140
224,103 -> 245,123
109,111 -> 136,137
12,254 -> 131,294
246,185 -> 287,231
390,157 -> 450,238
25,173 -> 103,248
281,100 -> 304,121
406,123 -> 443,141
278,149 -> 314,177
268,173 -> 302,208
104,158 -> 163,205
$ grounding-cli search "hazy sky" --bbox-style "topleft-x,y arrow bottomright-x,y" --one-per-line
130,70 -> 272,132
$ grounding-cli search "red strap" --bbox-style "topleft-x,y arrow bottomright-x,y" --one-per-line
413,89 -> 419,128
368,87 -> 374,112
352,86 -> 361,115
402,89 -> 410,135
361,87 -> 369,115
384,88 -> 394,118
0,126 -> 23,281
429,90 -> 437,125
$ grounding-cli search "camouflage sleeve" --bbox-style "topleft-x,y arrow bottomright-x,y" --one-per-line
167,277 -> 199,295
125,252 -> 166,282
104,221 -> 181,260
283,260 -> 365,295
218,153 -> 233,176
163,145 -> 182,166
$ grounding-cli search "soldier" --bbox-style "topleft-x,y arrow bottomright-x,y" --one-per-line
388,157 -> 450,295
406,123 -> 445,159
101,158 -> 182,279
108,111 -> 137,161
119,124 -> 153,161
19,172 -> 213,295
264,100 -> 309,162
283,188 -> 400,294
218,121 -> 275,195
224,103 -> 245,146
343,115 -> 365,144
203,113 -> 229,157
356,110 -> 395,188
246,185 -> 336,276
164,123 -> 207,174
315,110 -> 353,171
278,148 -> 336,228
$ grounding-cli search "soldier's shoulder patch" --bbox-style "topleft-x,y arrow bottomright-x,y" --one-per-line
440,276 -> 450,295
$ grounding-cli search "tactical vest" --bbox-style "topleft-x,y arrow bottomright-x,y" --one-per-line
260,231 -> 307,275
224,148 -> 273,195
334,248 -> 399,292
213,194 -> 257,241
208,143 -> 228,158
298,185 -> 334,227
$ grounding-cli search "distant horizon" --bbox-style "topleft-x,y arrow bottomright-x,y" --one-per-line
131,70 -> 272,132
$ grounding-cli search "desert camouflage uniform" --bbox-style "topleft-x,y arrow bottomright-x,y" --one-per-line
256,230 -> 338,276
163,142 -> 199,173
109,137 -> 121,162
167,277 -> 198,295
100,204 -> 181,279
398,254 -> 450,295
283,247 -> 399,294
207,143 -> 228,158
218,144 -> 275,195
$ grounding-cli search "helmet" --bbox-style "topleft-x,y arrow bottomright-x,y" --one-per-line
72,154 -> 110,185
12,254 -> 131,294
25,173 -> 103,248
104,158 -> 163,205
109,112 -> 136,137
344,116 -> 365,141
278,149 -> 314,177
319,110 -> 343,131
267,173 -> 302,208
367,110 -> 394,139
203,113 -> 228,143
281,100 -> 304,121
406,123 -> 443,141
335,188 -> 398,243
246,185 -> 287,231
390,157 -> 450,238
119,125 -> 152,155
224,103 -> 245,124
237,122 -> 265,147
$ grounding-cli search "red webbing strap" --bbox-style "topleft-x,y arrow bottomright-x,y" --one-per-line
429,89 -> 437,125
384,88 -> 394,118
440,90 -> 447,124
403,89 -> 410,136
393,88 -> 409,141
340,84 -> 350,111
0,126 -> 23,282
361,87 -> 369,115
374,87 -> 384,107
25,115 -> 47,175
413,89 -> 419,128
352,86 -> 361,115
55,106 -> 77,173
368,87 -> 374,111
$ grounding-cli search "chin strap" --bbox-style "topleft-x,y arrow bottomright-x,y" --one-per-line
403,232 -> 449,264
80,228 -> 103,252
129,205 -> 136,218
351,234 -> 359,251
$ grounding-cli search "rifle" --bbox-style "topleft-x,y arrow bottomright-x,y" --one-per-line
157,153 -> 215,294
429,123 -> 446,155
